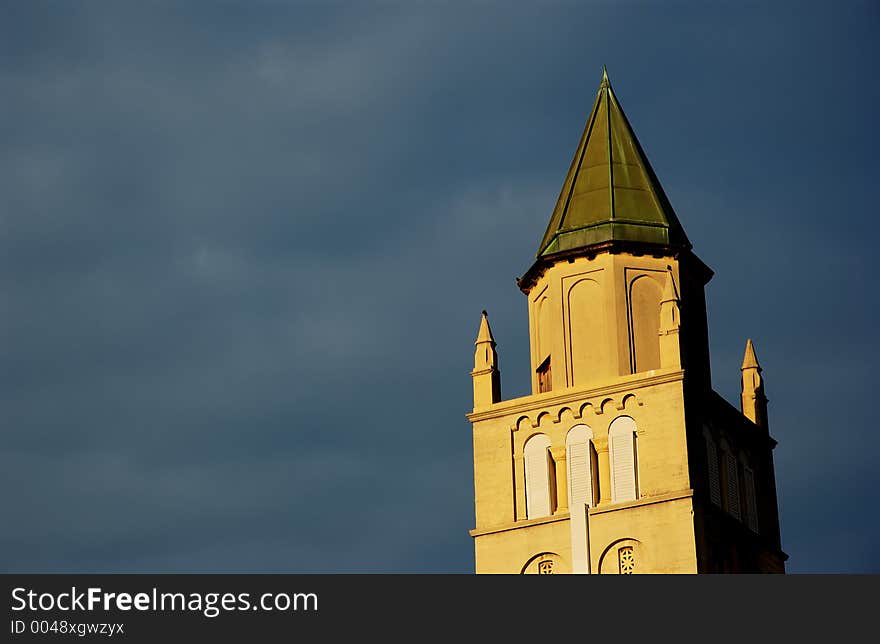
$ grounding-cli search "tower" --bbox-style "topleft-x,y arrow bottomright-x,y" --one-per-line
467,69 -> 786,573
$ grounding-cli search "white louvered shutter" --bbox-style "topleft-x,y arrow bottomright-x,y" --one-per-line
724,451 -> 741,520
524,435 -> 552,518
704,431 -> 722,507
744,467 -> 759,533
609,418 -> 637,503
566,426 -> 593,509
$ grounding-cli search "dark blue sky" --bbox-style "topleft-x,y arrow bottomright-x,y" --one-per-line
2,1 -> 877,572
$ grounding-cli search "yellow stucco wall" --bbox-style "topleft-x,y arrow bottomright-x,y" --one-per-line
469,253 -> 701,574
469,250 -> 784,573
469,364 -> 696,573
524,253 -> 681,392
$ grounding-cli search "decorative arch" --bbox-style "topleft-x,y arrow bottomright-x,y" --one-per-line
567,277 -> 609,385
578,401 -> 593,418
629,274 -> 662,374
521,551 -> 563,575
598,397 -> 615,415
620,393 -> 639,410
609,416 -> 638,503
532,411 -> 552,428
555,406 -> 574,424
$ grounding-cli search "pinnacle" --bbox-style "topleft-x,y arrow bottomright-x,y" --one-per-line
741,338 -> 761,370
475,310 -> 495,344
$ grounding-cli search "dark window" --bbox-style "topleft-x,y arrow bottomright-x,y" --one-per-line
537,356 -> 552,393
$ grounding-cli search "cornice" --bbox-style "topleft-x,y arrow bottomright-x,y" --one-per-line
470,512 -> 570,538
466,368 -> 684,424
470,489 -> 695,538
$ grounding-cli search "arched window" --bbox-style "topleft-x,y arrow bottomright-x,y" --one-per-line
720,439 -> 741,520
523,434 -> 554,519
566,425 -> 595,509
703,426 -> 722,507
609,416 -> 638,503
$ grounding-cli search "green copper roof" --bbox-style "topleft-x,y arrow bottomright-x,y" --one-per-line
537,68 -> 690,257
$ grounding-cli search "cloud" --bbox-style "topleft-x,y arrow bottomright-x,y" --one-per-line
1,1 -> 878,573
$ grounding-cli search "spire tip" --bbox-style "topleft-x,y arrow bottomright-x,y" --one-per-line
742,338 -> 761,370
476,310 -> 495,344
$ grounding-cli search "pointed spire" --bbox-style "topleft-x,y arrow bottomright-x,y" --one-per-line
536,68 -> 690,258
741,338 -> 768,431
472,310 -> 501,408
741,338 -> 761,370
475,310 -> 495,345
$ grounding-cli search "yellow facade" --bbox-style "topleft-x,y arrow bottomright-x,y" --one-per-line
467,71 -> 786,574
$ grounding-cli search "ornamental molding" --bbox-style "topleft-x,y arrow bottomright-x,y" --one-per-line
511,392 -> 644,432
467,369 -> 683,426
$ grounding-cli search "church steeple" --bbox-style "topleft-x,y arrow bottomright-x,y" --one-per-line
467,70 -> 785,574
537,68 -> 690,258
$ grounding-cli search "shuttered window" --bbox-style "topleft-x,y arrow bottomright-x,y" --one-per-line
566,425 -> 594,509
703,428 -> 722,507
609,417 -> 638,503
743,466 -> 759,533
723,449 -> 741,520
524,434 -> 553,518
